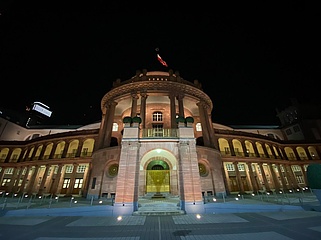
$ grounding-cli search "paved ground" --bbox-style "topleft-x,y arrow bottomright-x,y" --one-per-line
1,194 -> 321,240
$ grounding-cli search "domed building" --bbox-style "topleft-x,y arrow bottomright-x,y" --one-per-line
1,69 -> 321,215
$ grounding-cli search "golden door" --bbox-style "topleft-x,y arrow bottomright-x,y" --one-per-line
146,170 -> 170,193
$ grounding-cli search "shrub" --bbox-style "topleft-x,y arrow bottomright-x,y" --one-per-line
307,163 -> 321,189
123,116 -> 132,124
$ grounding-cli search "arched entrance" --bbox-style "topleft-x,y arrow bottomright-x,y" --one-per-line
146,158 -> 170,194
139,148 -> 179,197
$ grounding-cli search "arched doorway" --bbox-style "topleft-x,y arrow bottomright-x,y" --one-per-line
146,158 -> 170,194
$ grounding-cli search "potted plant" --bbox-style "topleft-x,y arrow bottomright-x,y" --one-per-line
306,163 -> 321,204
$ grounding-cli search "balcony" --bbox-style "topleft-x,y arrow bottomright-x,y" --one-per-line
141,129 -> 178,138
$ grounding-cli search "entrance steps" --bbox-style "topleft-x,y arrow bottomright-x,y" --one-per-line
133,194 -> 185,216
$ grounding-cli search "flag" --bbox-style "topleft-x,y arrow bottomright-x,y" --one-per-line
157,54 -> 168,67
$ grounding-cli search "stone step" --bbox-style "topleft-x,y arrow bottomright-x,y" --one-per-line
133,210 -> 186,216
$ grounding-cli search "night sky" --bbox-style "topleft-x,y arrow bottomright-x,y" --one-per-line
0,2 -> 319,126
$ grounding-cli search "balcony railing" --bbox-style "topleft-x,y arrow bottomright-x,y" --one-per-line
141,129 -> 178,138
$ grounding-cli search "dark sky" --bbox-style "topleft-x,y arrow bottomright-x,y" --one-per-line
0,2 -> 319,126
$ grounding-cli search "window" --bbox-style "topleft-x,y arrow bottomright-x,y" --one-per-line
1,178 -> 10,186
238,164 -> 245,171
65,165 -> 73,173
152,124 -> 163,137
4,168 -> 14,174
293,125 -> 300,132
224,147 -> 230,154
74,178 -> 83,188
62,178 -> 70,188
152,111 -> 163,121
225,163 -> 235,171
77,165 -> 86,173
286,129 -> 292,135
112,123 -> 118,131
196,123 -> 202,131
291,165 -> 301,172
296,175 -> 305,184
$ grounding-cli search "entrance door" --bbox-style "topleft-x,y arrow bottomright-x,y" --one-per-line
146,170 -> 170,193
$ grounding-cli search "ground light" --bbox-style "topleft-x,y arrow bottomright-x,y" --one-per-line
196,214 -> 201,219
117,216 -> 122,221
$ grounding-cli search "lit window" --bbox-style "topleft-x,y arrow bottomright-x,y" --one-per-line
62,178 -> 70,188
226,163 -> 234,171
152,112 -> 163,121
77,165 -> 86,173
196,123 -> 202,131
4,168 -> 14,174
112,123 -> 118,131
65,165 -> 73,173
74,178 -> 83,188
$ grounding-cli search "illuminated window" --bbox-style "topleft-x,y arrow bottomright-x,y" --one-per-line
77,165 -> 86,173
152,111 -> 163,121
4,168 -> 14,174
1,178 -> 10,186
65,165 -> 73,173
196,123 -> 202,131
112,123 -> 118,131
152,124 -> 163,137
226,163 -> 234,171
62,178 -> 70,188
238,164 -> 245,171
74,178 -> 83,188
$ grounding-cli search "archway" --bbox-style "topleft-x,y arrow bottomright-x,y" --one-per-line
146,159 -> 170,195
140,148 -> 178,197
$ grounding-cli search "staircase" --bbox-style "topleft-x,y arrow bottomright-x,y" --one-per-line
133,194 -> 185,216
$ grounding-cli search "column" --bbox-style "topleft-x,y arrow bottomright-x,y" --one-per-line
75,140 -> 84,157
140,92 -> 147,129
276,164 -> 288,191
19,166 -> 30,194
285,165 -> 298,189
49,142 -> 58,159
103,101 -> 118,148
4,149 -> 13,163
61,141 -> 70,158
227,139 -> 236,156
12,167 -> 23,193
27,165 -> 40,195
169,93 -> 177,129
130,93 -> 138,117
51,164 -> 64,195
177,94 -> 185,118
258,163 -> 271,191
246,163 -> 259,192
241,141 -> 249,157
233,162 -> 245,193
268,163 -> 280,191
197,102 -> 210,146
38,164 -> 50,195
17,147 -> 28,162
38,144 -> 47,160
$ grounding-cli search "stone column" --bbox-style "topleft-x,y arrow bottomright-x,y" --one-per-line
140,92 -> 148,129
227,139 -> 236,156
75,140 -> 84,158
114,123 -> 141,216
27,165 -> 40,195
233,162 -> 245,193
51,164 -> 64,195
177,138 -> 204,214
268,163 -> 280,191
197,101 -> 210,147
258,163 -> 271,191
49,142 -> 58,159
131,93 -> 139,117
169,93 -> 177,129
276,164 -> 288,191
4,149 -> 13,163
102,101 -> 118,148
177,94 -> 185,118
38,165 -> 50,195
19,166 -> 30,194
246,163 -> 259,192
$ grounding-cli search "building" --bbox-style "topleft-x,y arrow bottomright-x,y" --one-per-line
1,69 -> 321,215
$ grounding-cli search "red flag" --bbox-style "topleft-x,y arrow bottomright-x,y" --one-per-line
157,54 -> 168,67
